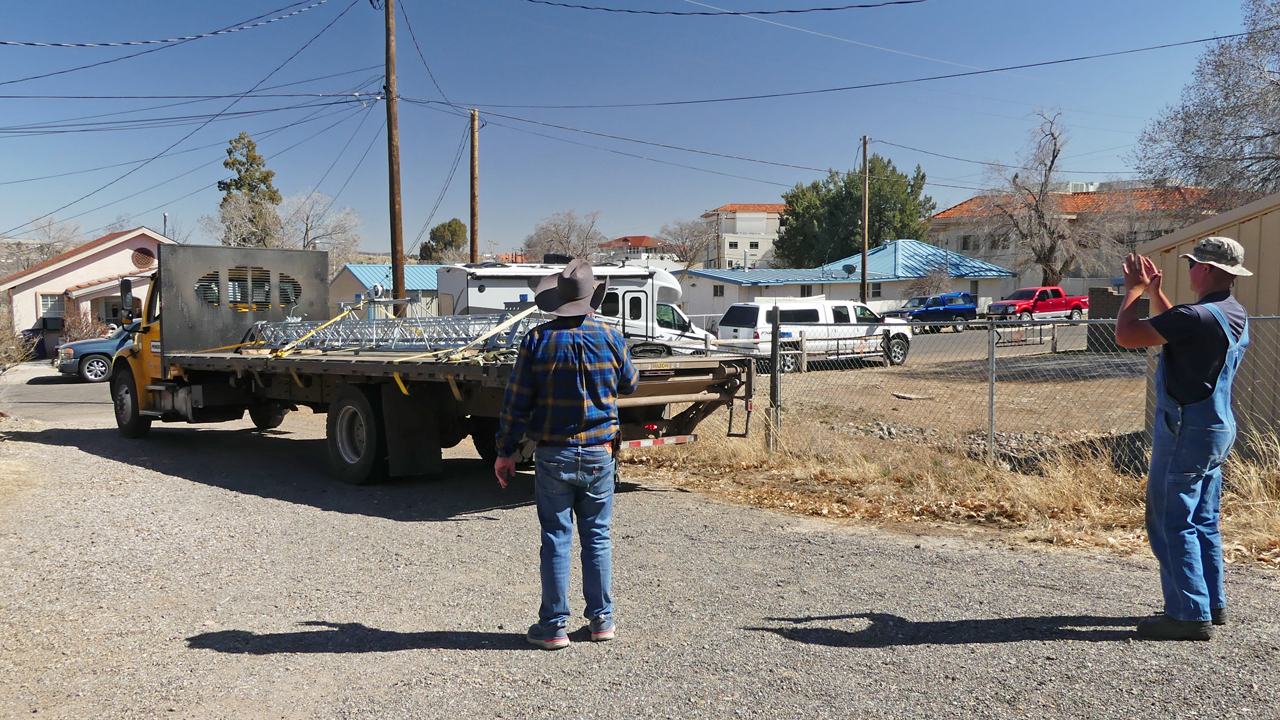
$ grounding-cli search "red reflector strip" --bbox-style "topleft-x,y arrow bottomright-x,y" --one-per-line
621,434 -> 697,448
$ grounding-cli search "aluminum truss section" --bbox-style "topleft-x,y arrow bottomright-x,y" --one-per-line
245,312 -> 548,353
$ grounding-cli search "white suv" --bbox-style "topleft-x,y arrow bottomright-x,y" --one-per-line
716,299 -> 912,370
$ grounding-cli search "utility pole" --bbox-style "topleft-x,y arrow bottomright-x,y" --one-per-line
384,0 -> 406,308
470,109 -> 479,264
860,135 -> 870,303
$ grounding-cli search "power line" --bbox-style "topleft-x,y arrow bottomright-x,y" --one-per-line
0,97 -> 372,137
0,1 -> 330,47
1,0 -> 361,238
317,118 -> 387,218
0,1 -> 330,87
76,103 -> 370,239
873,139 -> 1140,175
282,104 -> 379,226
455,25 -> 1280,109
515,0 -> 933,15
398,0 -> 457,109
407,121 -> 473,260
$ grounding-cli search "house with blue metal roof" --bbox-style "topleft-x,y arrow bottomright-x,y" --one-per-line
330,263 -> 449,316
677,239 -> 1014,322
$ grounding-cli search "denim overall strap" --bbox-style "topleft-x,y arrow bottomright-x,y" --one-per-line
1146,301 -> 1248,621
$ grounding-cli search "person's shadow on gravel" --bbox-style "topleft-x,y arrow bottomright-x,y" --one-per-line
186,621 -> 529,653
748,612 -> 1142,647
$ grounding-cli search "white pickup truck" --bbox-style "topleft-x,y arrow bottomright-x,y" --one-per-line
716,298 -> 913,371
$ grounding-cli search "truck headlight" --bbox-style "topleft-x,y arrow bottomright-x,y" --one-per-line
58,347 -> 74,359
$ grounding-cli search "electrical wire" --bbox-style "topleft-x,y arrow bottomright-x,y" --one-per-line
451,25 -> 1280,109
0,97 -> 373,137
1,0 -> 361,238
76,103 -> 370,238
398,0 -> 458,109
282,104 -> 379,226
406,121 -> 472,260
873,139 -> 1140,175
0,65 -> 384,99
514,0 -> 933,15
0,1 -> 330,88
317,118 -> 386,217
1,1 -> 330,47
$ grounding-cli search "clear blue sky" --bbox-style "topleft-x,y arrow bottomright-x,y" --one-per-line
0,0 -> 1245,255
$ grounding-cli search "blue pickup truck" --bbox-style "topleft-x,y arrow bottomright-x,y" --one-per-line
882,292 -> 977,333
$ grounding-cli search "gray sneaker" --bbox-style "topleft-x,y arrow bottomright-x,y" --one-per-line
527,623 -> 570,650
589,615 -> 615,642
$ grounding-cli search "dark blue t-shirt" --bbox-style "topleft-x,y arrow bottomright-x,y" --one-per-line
1148,290 -> 1247,405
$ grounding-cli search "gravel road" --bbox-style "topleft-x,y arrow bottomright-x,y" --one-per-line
1,365 -> 1278,719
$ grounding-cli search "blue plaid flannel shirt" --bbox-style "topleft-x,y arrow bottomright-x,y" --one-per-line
495,315 -> 639,457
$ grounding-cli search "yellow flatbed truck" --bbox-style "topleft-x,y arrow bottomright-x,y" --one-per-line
110,246 -> 753,485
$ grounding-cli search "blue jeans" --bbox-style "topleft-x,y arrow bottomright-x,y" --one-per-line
534,444 -> 615,629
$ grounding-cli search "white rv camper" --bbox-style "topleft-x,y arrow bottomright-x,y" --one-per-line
436,263 -> 712,347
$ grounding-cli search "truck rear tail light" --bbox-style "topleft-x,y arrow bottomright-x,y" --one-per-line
753,331 -> 760,339
644,424 -> 658,431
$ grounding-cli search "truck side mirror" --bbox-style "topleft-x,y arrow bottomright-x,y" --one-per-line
120,279 -> 136,321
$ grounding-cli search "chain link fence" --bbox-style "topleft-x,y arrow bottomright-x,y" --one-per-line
681,316 -> 1280,473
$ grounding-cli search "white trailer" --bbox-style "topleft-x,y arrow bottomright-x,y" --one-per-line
436,263 -> 713,348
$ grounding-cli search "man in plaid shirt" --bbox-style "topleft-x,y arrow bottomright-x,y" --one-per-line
494,259 -> 638,650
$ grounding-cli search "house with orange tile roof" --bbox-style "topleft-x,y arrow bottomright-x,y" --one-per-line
0,227 -> 174,355
929,183 -> 1218,297
701,203 -> 786,269
597,235 -> 678,263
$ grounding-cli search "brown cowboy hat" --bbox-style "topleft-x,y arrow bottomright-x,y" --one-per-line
534,258 -> 607,316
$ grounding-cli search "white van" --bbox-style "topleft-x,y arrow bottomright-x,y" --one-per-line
716,299 -> 912,370
436,263 -> 714,349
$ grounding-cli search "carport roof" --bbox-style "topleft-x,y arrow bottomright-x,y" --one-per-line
338,264 -> 448,292
683,239 -> 1013,286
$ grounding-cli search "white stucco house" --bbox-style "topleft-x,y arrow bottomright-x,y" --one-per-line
677,239 -> 1014,325
701,203 -> 784,269
0,227 -> 173,355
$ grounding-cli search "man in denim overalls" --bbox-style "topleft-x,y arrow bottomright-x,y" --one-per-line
1116,237 -> 1252,641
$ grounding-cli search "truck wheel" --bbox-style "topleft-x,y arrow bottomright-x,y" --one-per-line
951,315 -> 966,333
326,386 -> 387,485
886,336 -> 909,366
1069,308 -> 1083,321
112,371 -> 151,439
1019,311 -> 1033,322
470,416 -> 500,461
79,355 -> 111,383
249,404 -> 288,430
779,346 -> 800,373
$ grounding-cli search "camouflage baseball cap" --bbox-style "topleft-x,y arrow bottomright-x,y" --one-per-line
1180,236 -> 1253,277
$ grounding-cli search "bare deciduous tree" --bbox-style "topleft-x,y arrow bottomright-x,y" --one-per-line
0,309 -> 35,377
103,214 -> 132,234
521,210 -> 607,260
1134,0 -> 1280,198
656,218 -> 717,270
981,113 -> 1119,287
902,263 -> 952,298
199,193 -> 285,248
279,191 -> 362,279
0,217 -> 82,278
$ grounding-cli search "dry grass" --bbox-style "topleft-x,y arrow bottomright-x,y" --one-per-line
624,412 -> 1280,566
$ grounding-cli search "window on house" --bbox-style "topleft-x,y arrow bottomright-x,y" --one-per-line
970,280 -> 979,297
712,284 -> 724,297
871,282 -> 882,298
728,241 -> 739,250
961,235 -> 973,251
40,294 -> 65,317
799,285 -> 813,297
749,241 -> 759,250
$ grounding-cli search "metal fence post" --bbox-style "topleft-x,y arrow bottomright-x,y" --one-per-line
799,330 -> 807,373
988,320 -> 996,465
768,305 -> 781,454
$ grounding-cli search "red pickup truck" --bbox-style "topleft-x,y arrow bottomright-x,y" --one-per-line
985,286 -> 1088,321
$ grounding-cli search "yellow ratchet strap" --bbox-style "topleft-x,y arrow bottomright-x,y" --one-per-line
393,372 -> 409,396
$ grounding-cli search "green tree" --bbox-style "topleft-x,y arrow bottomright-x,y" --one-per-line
213,132 -> 282,247
419,218 -> 468,262
773,156 -> 935,269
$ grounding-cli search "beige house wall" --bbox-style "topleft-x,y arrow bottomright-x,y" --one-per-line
1137,193 -> 1280,441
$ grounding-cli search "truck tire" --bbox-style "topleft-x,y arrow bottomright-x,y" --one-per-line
779,345 -> 800,373
249,404 -> 288,430
886,335 -> 909,366
326,385 -> 387,485
470,416 -> 500,461
112,370 -> 151,439
1019,311 -> 1033,322
79,354 -> 111,383
1069,308 -> 1083,321
950,315 -> 966,333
